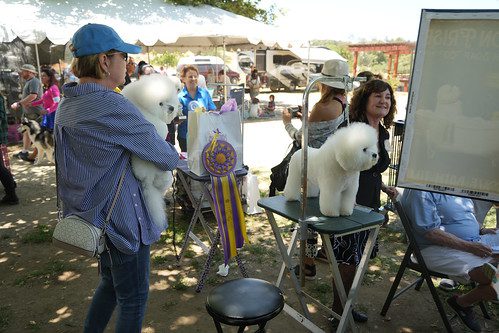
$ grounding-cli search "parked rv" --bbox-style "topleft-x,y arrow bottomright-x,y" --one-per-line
249,47 -> 345,92
176,56 -> 240,84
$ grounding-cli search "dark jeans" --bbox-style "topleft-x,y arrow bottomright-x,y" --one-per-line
167,123 -> 176,146
0,151 -> 16,195
83,240 -> 150,333
178,136 -> 187,153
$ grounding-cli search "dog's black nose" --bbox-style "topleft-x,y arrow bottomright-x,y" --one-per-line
168,106 -> 174,112
372,153 -> 377,159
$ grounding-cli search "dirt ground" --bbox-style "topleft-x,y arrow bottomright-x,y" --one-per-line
1,144 -> 498,333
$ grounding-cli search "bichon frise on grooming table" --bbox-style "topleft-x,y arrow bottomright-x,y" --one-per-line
284,122 -> 379,217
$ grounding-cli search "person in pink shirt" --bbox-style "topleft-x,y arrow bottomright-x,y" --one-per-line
31,67 -> 60,130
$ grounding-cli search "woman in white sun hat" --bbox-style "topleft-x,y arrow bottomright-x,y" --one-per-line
280,59 -> 350,280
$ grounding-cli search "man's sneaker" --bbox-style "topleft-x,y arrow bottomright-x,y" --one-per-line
483,263 -> 498,301
482,262 -> 497,283
439,278 -> 459,291
293,263 -> 316,280
446,295 -> 481,332
14,151 -> 29,160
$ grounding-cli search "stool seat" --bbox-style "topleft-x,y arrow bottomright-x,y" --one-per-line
206,278 -> 284,330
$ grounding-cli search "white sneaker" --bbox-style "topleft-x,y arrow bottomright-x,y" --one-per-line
439,278 -> 458,291
482,263 -> 498,300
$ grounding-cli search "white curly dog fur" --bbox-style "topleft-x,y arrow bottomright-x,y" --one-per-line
284,122 -> 379,217
122,74 -> 181,228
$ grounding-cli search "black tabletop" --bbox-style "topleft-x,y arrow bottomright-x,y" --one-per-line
258,196 -> 384,235
176,159 -> 248,182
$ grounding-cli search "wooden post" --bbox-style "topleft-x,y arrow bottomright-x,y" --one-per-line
394,51 -> 400,77
387,54 -> 392,78
353,51 -> 358,76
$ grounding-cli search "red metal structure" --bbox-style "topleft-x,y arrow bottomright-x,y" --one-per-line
348,42 -> 416,78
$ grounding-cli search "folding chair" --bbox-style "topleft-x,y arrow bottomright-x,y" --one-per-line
380,199 -> 491,333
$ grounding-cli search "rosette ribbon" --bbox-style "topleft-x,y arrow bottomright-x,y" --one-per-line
202,132 -> 248,265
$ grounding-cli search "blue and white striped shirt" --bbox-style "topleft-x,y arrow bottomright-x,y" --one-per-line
55,82 -> 179,254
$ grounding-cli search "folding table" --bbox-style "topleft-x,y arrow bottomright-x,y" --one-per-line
175,159 -> 249,292
258,195 -> 384,333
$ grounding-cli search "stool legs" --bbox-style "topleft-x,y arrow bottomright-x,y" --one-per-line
212,318 -> 224,333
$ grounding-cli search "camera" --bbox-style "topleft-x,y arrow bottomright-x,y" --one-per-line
288,106 -> 302,118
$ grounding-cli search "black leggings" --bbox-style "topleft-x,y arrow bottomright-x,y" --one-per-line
0,151 -> 16,195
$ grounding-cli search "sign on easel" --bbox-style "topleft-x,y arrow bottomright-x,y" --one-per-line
397,9 -> 499,202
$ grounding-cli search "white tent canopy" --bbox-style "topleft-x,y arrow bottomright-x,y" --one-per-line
289,47 -> 346,64
0,0 -> 286,50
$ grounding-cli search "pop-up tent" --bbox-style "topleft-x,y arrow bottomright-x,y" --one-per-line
0,0 -> 290,71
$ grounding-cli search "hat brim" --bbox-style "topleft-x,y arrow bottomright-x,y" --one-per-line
21,68 -> 37,74
309,73 -> 348,89
115,42 -> 142,55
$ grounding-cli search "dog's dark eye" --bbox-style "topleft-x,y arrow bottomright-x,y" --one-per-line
363,148 -> 367,152
159,102 -> 163,106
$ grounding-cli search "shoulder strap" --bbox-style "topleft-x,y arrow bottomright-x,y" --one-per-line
55,142 -> 128,229
332,96 -> 346,111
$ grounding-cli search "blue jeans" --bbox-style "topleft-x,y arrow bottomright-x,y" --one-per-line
83,240 -> 150,333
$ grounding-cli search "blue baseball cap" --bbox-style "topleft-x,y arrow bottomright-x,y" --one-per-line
71,23 -> 141,57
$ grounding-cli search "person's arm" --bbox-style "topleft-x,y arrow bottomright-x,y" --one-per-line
424,228 -> 493,257
11,93 -> 38,110
282,108 -> 301,141
46,86 -> 60,113
104,98 -> 179,171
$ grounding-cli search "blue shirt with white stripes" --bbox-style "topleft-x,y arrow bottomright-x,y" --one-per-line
177,86 -> 216,139
55,82 -> 179,254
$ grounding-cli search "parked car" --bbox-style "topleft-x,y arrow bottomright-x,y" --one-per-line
176,56 -> 240,84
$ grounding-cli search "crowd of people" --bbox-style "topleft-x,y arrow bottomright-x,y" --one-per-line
1,21 -> 497,333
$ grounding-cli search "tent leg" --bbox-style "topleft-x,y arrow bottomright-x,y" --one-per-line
35,43 -> 41,77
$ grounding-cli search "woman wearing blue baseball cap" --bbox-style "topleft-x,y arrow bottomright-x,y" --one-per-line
55,23 -> 179,333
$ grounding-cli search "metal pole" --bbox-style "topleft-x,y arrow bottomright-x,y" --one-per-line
223,37 -> 227,100
299,74 -> 356,287
34,43 -> 41,77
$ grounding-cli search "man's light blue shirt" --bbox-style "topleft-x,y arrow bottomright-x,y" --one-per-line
401,189 -> 481,248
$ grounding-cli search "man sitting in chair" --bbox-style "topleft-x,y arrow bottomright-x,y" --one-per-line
401,189 -> 498,332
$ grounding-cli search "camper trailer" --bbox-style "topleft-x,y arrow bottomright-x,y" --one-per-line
249,47 -> 346,92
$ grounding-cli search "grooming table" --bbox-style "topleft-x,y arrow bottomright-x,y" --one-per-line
258,195 -> 384,333
175,159 -> 249,292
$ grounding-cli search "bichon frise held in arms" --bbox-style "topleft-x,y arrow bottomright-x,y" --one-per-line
284,122 -> 379,217
122,74 -> 181,228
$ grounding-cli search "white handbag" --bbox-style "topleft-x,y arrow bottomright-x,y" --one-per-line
53,167 -> 127,258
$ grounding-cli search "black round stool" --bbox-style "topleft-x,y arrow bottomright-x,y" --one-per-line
205,278 -> 284,333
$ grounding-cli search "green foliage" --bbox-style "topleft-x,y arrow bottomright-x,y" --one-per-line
0,306 -> 12,332
13,260 -> 73,286
150,51 -> 182,67
311,40 -> 353,64
311,39 -> 415,79
21,225 -> 53,244
164,0 -> 276,23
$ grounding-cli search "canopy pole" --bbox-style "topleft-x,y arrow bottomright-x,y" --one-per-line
147,46 -> 150,63
35,43 -> 41,77
306,40 -> 311,84
223,37 -> 227,100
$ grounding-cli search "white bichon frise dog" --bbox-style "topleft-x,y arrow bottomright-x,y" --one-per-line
122,74 -> 181,228
284,122 -> 379,217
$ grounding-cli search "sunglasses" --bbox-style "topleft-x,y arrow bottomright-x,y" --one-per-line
106,52 -> 128,62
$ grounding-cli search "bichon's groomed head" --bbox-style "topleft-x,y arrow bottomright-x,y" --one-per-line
328,122 -> 379,172
122,74 -> 180,124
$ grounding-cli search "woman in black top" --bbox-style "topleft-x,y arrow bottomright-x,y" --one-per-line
331,79 -> 398,323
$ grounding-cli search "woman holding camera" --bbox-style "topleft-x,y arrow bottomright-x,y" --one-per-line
281,59 -> 349,279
